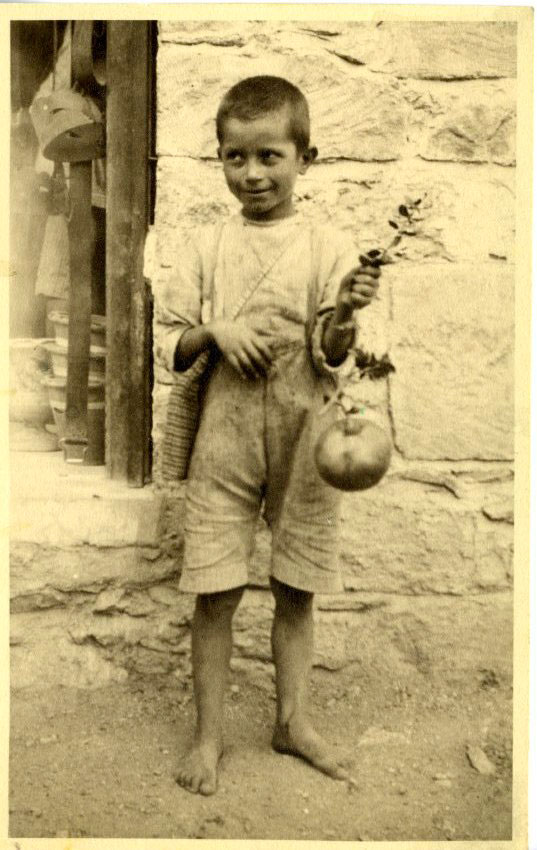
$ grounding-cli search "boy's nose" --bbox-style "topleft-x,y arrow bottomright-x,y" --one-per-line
245,159 -> 263,181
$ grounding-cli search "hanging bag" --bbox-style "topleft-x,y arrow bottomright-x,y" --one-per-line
160,347 -> 214,482
35,162 -> 71,299
160,222 -> 225,483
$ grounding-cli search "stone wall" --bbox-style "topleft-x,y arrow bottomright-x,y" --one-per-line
146,20 -> 515,683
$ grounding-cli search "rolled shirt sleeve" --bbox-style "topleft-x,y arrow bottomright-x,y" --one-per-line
153,230 -> 206,373
310,226 -> 359,378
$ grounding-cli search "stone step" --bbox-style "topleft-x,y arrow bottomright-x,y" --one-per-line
10,451 -> 165,547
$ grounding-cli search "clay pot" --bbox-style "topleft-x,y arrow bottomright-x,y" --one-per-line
43,340 -> 106,382
48,311 -> 106,353
9,338 -> 57,452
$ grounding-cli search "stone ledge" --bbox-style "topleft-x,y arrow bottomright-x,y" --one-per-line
11,588 -> 512,689
10,543 -> 179,605
10,452 -> 165,547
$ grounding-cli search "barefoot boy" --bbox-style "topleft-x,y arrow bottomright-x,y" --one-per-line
156,76 -> 380,795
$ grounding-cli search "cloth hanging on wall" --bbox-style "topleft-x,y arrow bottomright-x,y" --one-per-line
35,162 -> 69,299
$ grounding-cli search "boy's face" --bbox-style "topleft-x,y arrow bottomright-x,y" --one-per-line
218,108 -> 315,221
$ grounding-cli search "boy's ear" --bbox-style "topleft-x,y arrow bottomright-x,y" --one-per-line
299,146 -> 318,173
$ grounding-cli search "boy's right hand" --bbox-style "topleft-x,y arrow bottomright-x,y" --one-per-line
208,319 -> 273,380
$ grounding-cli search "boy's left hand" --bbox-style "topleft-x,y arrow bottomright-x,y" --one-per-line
336,265 -> 381,311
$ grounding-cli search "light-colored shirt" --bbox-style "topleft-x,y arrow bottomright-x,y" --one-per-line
154,212 -> 358,377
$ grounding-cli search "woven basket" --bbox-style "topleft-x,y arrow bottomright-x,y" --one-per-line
160,350 -> 214,482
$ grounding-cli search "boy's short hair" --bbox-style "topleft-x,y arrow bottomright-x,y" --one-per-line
216,75 -> 311,152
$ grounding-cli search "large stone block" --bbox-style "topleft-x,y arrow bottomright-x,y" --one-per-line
408,80 -> 516,166
10,544 -> 179,602
11,611 -> 130,689
10,452 -> 165,547
389,264 -> 514,460
159,20 -> 252,47
153,159 -> 233,249
10,491 -> 164,547
157,46 -> 407,161
158,21 -> 517,81
315,590 -> 512,678
368,22 -> 517,80
338,473 -> 513,595
159,20 -> 381,62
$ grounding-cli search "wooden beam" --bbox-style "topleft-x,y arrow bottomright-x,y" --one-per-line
64,160 -> 93,462
106,21 -> 152,485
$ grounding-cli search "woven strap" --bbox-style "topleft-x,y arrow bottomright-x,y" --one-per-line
306,223 -> 322,341
162,220 -> 317,482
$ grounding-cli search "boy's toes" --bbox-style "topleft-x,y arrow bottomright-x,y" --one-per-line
176,769 -> 201,794
199,772 -> 217,796
175,769 -> 191,790
175,743 -> 221,795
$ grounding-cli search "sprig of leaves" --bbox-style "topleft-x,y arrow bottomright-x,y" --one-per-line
359,196 -> 425,268
353,349 -> 396,380
323,197 -> 424,415
351,197 -> 425,380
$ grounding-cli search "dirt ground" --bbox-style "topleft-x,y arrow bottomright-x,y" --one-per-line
10,663 -> 512,841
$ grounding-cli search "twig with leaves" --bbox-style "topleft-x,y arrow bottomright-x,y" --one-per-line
323,197 -> 425,416
359,197 -> 425,269
354,195 -> 425,377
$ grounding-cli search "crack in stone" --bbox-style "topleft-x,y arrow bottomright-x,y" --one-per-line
319,155 -> 400,164
316,599 -> 387,613
418,154 -> 515,168
485,113 -> 514,142
481,507 -> 514,524
336,177 -> 380,189
367,66 -> 510,81
418,74 -> 508,82
331,50 -> 366,67
160,37 -> 244,47
399,473 -> 462,498
298,27 -> 341,39
446,126 -> 477,145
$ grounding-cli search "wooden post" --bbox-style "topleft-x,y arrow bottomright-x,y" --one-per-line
64,159 -> 93,461
106,21 -> 152,485
63,23 -> 93,464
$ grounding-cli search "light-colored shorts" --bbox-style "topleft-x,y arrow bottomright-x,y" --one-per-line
178,350 -> 343,595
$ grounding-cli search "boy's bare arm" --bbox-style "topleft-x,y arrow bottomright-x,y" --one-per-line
174,319 -> 273,379
173,324 -> 214,371
322,265 -> 381,365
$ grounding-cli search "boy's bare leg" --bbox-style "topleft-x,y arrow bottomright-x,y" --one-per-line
270,576 -> 351,781
176,586 -> 244,795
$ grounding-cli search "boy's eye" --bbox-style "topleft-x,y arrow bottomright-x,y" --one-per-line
260,150 -> 279,162
225,150 -> 244,163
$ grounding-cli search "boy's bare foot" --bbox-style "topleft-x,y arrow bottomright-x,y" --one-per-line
175,738 -> 223,796
272,715 -> 353,782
